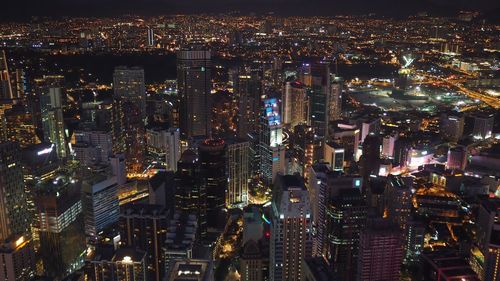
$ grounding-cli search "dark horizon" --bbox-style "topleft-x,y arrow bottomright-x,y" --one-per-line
1,0 -> 499,21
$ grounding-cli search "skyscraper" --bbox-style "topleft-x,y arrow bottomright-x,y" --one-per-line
0,235 -> 35,281
270,175 -> 313,281
174,150 -> 207,238
226,139 -> 251,208
282,81 -> 308,129
236,68 -> 262,139
90,247 -> 148,281
199,139 -> 226,228
40,87 -> 68,159
474,198 -> 500,281
0,142 -> 31,241
440,112 -> 464,143
472,113 -> 494,140
260,98 -> 285,185
119,204 -> 168,281
112,66 -> 146,174
147,26 -> 155,47
146,127 -> 181,172
447,145 -> 468,171
309,63 -> 331,139
81,175 -> 119,243
0,50 -> 13,100
177,44 -> 212,139
357,218 -> 403,281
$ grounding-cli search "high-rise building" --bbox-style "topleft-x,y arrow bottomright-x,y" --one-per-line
81,175 -> 119,243
177,44 -> 212,139
440,112 -> 464,143
359,117 -> 381,144
474,198 -> 500,281
325,183 -> 367,280
147,26 -> 155,47
270,175 -> 313,281
0,50 -> 13,100
0,142 -> 31,241
0,235 -> 35,281
447,145 -> 468,171
329,121 -> 360,163
174,150 -> 207,238
309,63 -> 331,139
472,113 -> 494,140
163,211 -> 197,277
260,98 -> 285,185
146,127 -> 181,171
308,164 -> 329,257
381,132 -> 398,159
357,219 -> 403,281
119,204 -> 168,281
403,218 -> 425,266
41,87 -> 68,159
90,247 -> 148,281
35,173 -> 86,279
112,66 -> 146,174
199,139 -> 226,228
329,76 -> 343,121
73,129 -> 113,165
422,250 -> 480,281
282,81 -> 308,129
236,68 -> 262,139
226,139 -> 251,208
386,175 -> 413,231
290,124 -> 317,177
240,239 -> 266,281
323,141 -> 345,171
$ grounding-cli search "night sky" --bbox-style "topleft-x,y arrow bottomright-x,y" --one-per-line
1,0 -> 499,20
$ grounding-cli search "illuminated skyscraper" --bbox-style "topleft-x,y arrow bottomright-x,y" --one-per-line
147,26 -> 155,47
199,139 -> 226,228
112,66 -> 146,174
0,50 -> 13,100
474,198 -> 500,281
309,63 -> 331,139
282,81 -> 308,129
440,112 -> 464,143
259,97 -> 285,185
270,175 -> 313,281
90,247 -> 147,281
236,68 -> 262,139
447,145 -> 468,171
472,113 -> 494,140
146,127 -> 181,172
357,219 -> 403,281
40,87 -> 68,159
177,44 -> 212,139
0,142 -> 31,241
174,150 -> 207,238
0,235 -> 35,281
226,139 -> 250,208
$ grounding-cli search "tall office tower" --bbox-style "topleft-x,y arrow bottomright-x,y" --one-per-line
199,139 -> 226,228
393,136 -> 411,167
447,145 -> 468,171
386,175 -> 412,231
81,176 -> 119,243
326,186 -> 367,281
112,66 -> 146,174
177,44 -> 212,139
472,113 -> 494,140
73,129 -> 113,166
474,198 -> 500,281
282,81 -> 308,129
163,211 -> 197,276
290,124 -> 316,177
330,122 -> 360,162
357,219 -> 403,281
0,142 -> 31,241
167,259 -> 214,281
236,68 -> 262,139
260,98 -> 285,185
329,76 -> 343,121
35,174 -> 86,279
40,87 -> 68,159
381,132 -> 398,158
403,218 -> 425,266
270,175 -> 313,281
0,50 -> 13,99
0,235 -> 35,281
119,204 -> 168,281
324,141 -> 345,171
3,103 -> 39,147
146,127 -> 181,171
308,164 -> 329,257
13,68 -> 26,100
0,101 -> 12,142
360,134 -> 381,185
147,26 -> 155,47
309,62 -> 331,139
110,153 -> 127,185
440,112 -> 464,143
174,150 -> 207,238
90,247 -> 147,281
240,239 -> 266,281
359,117 -> 381,144
226,139 -> 251,208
